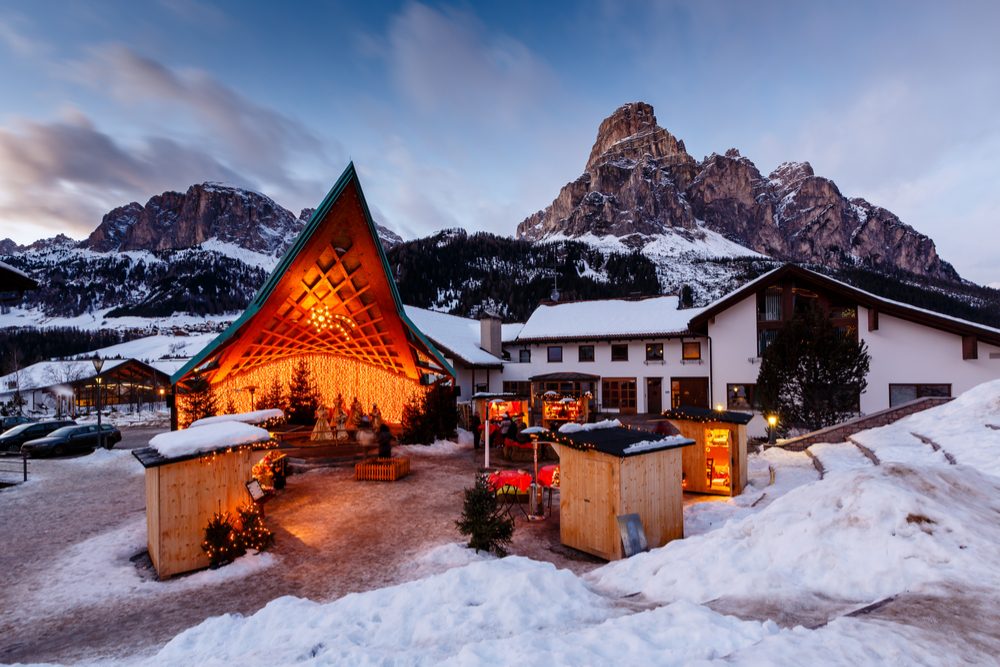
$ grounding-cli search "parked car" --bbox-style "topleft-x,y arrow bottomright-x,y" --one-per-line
0,420 -> 76,453
21,424 -> 122,457
0,415 -> 35,434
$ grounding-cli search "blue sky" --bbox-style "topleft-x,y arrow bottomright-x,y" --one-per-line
0,0 -> 998,284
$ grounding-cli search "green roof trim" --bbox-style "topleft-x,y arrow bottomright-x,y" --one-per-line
171,162 -> 455,385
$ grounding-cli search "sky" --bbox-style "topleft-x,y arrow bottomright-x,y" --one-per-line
0,0 -> 998,284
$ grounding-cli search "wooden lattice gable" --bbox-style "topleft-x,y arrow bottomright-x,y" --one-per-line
172,163 -> 454,387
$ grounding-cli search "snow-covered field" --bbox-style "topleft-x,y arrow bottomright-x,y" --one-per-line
7,381 -> 1000,665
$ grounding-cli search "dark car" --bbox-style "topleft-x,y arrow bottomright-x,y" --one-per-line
0,420 -> 76,453
21,424 -> 122,457
0,415 -> 34,434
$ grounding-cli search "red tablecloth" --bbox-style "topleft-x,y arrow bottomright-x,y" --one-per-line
538,464 -> 560,488
487,470 -> 532,493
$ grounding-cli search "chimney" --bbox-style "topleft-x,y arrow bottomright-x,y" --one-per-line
480,313 -> 502,358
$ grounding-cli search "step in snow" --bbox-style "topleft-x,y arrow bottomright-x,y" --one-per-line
808,442 -> 875,475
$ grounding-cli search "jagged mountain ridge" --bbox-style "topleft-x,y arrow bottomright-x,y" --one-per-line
518,101 -> 958,282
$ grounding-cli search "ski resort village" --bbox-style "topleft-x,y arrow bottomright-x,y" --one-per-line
3,3 -> 1000,666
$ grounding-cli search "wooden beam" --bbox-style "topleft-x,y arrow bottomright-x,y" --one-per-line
963,335 -> 978,360
867,307 -> 879,332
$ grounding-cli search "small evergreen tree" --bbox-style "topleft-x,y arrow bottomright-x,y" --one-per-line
236,504 -> 274,552
180,374 -> 218,427
201,512 -> 245,567
757,304 -> 871,433
400,383 -> 458,444
349,396 -> 366,428
260,377 -> 287,414
286,359 -> 320,425
456,474 -> 514,557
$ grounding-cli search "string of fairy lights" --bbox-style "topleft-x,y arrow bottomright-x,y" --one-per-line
308,304 -> 357,340
194,354 -> 427,424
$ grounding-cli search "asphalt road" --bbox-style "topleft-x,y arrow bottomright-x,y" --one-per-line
115,426 -> 169,450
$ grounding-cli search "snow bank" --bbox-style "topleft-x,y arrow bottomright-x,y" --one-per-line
149,422 -> 271,459
854,379 -> 1000,477
558,418 -> 621,433
399,437 -> 471,457
591,463 -> 1000,604
190,409 -> 284,428
148,557 -> 617,666
18,519 -> 277,621
808,442 -> 873,474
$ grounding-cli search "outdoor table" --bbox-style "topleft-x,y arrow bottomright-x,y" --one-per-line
537,464 -> 560,514
487,469 -> 532,519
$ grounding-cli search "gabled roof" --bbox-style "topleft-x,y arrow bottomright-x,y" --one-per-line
514,295 -> 703,343
403,306 -> 503,368
688,264 -> 1000,347
172,163 -> 454,386
0,260 -> 37,291
0,358 -> 167,394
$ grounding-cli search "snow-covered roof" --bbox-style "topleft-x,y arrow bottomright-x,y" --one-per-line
0,259 -> 31,280
515,296 -> 703,342
190,409 -> 284,428
404,306 -> 503,367
501,322 -> 524,342
145,421 -> 272,461
0,359 -> 130,394
72,333 -> 219,363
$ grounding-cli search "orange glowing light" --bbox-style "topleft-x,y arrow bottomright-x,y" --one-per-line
309,304 -> 356,339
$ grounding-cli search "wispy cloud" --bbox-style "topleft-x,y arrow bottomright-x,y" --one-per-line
384,3 -> 554,125
0,108 -> 252,241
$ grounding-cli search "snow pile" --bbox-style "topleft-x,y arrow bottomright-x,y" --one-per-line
592,463 -> 1000,604
399,437 -> 471,457
853,379 -> 1000,476
621,435 -> 693,454
558,418 -> 621,433
149,422 -> 272,459
401,542 -> 493,581
17,519 -> 277,621
190,409 -> 284,428
808,442 -> 873,473
147,557 -> 618,666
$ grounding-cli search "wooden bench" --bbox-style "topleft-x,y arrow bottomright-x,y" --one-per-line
355,457 -> 411,481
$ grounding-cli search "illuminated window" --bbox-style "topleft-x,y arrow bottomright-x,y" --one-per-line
727,384 -> 759,410
645,343 -> 664,361
682,342 -> 701,360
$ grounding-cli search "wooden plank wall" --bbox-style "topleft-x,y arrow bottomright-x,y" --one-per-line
151,449 -> 257,578
559,447 -> 619,561
735,424 -> 748,493
619,448 -> 685,552
144,467 -> 160,574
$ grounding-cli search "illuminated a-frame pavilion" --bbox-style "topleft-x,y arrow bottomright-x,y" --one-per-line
171,163 -> 454,428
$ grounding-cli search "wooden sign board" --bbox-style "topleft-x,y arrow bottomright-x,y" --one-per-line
246,479 -> 266,502
617,513 -> 649,557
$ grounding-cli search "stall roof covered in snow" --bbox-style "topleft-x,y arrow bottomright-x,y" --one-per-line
190,409 -> 284,428
514,296 -> 703,342
663,406 -> 754,425
545,423 -> 694,457
404,306 -> 503,368
134,421 -> 274,466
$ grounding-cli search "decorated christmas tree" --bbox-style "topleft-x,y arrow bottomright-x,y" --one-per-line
287,360 -> 320,424
349,396 -> 366,428
201,511 -> 245,568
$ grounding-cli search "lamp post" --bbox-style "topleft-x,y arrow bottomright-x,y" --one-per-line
92,355 -> 105,450
767,414 -> 778,447
247,385 -> 257,412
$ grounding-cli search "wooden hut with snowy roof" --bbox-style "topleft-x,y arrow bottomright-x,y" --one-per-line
170,163 -> 455,429
551,422 -> 694,560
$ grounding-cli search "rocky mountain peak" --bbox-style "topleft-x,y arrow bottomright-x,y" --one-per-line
585,101 -> 692,172
517,101 -> 959,282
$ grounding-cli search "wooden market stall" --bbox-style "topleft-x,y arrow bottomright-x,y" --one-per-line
550,426 -> 694,561
132,422 -> 277,579
662,406 -> 752,497
540,394 -> 589,430
471,392 -> 530,428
